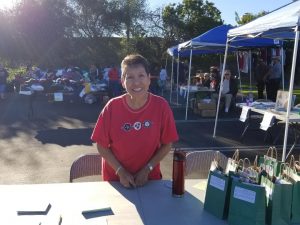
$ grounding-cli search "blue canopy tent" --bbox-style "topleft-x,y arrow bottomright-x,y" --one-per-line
167,24 -> 282,120
214,1 -> 300,161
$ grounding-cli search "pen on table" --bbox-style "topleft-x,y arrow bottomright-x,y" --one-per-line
58,215 -> 62,225
82,207 -> 112,214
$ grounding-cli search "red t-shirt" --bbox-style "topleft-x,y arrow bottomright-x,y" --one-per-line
91,93 -> 179,181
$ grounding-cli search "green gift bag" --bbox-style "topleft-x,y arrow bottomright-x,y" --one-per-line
283,156 -> 300,224
259,147 -> 283,177
228,179 -> 266,225
238,157 -> 261,185
204,170 -> 231,219
291,181 -> 300,224
261,175 -> 293,225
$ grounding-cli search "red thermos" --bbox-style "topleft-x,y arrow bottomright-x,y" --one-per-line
172,150 -> 186,197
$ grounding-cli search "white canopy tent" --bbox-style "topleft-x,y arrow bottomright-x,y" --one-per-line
213,1 -> 300,161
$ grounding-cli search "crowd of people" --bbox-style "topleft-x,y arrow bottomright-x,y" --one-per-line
190,66 -> 238,113
193,66 -> 220,90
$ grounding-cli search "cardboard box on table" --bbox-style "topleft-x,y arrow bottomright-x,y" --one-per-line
197,99 -> 216,117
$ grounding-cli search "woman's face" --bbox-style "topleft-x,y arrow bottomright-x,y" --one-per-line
121,64 -> 150,99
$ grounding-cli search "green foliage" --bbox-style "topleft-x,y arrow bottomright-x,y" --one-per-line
235,11 -> 267,25
162,0 -> 223,43
6,66 -> 27,82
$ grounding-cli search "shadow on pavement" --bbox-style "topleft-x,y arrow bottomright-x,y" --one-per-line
35,127 -> 93,147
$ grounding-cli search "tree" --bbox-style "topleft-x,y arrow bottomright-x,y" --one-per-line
235,11 -> 267,25
70,0 -> 121,38
162,0 -> 223,45
11,0 -> 73,67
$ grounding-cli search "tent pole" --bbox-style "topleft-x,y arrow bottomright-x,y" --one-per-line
249,50 -> 252,91
165,57 -> 168,69
176,52 -> 180,105
185,49 -> 193,120
213,39 -> 229,137
236,51 -> 243,101
282,27 -> 299,161
281,47 -> 285,90
170,56 -> 174,103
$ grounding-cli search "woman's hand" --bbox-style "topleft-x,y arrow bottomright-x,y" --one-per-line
118,168 -> 136,188
134,166 -> 150,187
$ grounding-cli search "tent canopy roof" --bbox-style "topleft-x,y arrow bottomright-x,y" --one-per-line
167,24 -> 282,57
228,1 -> 300,39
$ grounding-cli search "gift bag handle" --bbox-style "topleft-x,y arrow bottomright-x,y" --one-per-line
232,149 -> 239,162
295,161 -> 300,172
253,155 -> 258,169
211,151 -> 220,169
243,158 -> 251,169
289,155 -> 295,170
214,151 -> 220,163
243,157 -> 255,177
280,162 -> 289,179
266,146 -> 277,159
282,162 -> 295,182
238,158 -> 244,167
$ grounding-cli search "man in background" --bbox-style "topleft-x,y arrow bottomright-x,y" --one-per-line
264,56 -> 282,101
255,58 -> 269,99
108,64 -> 121,97
212,70 -> 238,113
159,66 -> 167,95
0,64 -> 8,100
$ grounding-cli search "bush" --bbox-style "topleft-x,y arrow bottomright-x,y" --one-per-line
7,66 -> 27,82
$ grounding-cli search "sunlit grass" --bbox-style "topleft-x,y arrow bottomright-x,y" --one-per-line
239,84 -> 300,104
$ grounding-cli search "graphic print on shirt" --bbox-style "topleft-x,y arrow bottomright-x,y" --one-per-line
122,120 -> 152,132
133,122 -> 142,130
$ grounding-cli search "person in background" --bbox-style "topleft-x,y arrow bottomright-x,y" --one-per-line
108,64 -> 121,97
91,54 -> 178,188
202,73 -> 211,88
264,56 -> 282,102
0,64 -> 8,100
209,66 -> 220,89
212,69 -> 238,113
149,65 -> 159,95
89,64 -> 99,82
254,58 -> 269,99
158,66 -> 167,95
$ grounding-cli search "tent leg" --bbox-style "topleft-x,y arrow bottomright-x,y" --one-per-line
213,39 -> 230,137
282,27 -> 299,161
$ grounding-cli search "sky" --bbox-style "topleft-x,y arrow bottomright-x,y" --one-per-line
0,0 -> 19,10
149,0 -> 293,25
0,0 -> 293,25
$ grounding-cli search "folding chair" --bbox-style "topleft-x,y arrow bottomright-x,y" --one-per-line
69,153 -> 102,182
185,150 -> 228,178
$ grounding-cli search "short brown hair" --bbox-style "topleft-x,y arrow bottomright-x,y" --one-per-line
121,54 -> 150,78
224,69 -> 231,75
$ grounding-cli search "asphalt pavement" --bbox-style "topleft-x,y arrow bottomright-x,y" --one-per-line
0,92 -> 298,184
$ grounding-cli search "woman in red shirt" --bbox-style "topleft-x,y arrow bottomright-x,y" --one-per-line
91,54 -> 178,188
